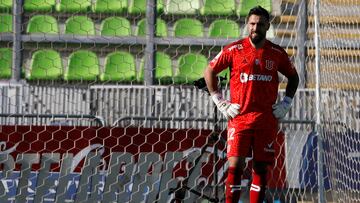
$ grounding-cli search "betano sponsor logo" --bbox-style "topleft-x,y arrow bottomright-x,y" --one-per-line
240,73 -> 273,83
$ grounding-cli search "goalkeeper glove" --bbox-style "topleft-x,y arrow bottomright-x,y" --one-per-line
272,96 -> 293,119
211,92 -> 240,120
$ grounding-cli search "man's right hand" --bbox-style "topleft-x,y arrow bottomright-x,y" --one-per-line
211,93 -> 240,119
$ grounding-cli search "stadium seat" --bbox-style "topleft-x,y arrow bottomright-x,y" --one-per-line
100,17 -> 131,36
92,0 -> 127,13
24,0 -> 56,12
64,50 -> 99,81
65,16 -> 95,35
100,51 -> 136,82
200,0 -> 235,16
0,14 -> 12,33
176,53 -> 207,83
128,0 -> 164,14
0,0 -> 11,12
27,50 -> 63,80
174,18 -> 203,37
26,15 -> 59,34
237,0 -> 272,17
165,0 -> 200,15
208,19 -> 239,38
0,48 -> 12,79
139,52 -> 173,84
218,67 -> 230,84
136,18 -> 167,37
56,0 -> 91,13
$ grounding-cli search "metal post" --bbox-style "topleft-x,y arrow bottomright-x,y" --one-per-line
296,0 -> 308,88
144,0 -> 156,86
12,0 -> 23,81
313,0 -> 325,202
212,90 -> 219,201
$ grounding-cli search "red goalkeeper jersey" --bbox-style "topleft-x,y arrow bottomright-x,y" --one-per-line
209,37 -> 297,129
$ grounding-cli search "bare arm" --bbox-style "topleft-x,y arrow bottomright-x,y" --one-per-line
204,65 -> 240,119
285,71 -> 299,98
203,66 -> 219,94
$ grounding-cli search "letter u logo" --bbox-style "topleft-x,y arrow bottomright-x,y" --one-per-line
265,60 -> 274,70
250,184 -> 261,192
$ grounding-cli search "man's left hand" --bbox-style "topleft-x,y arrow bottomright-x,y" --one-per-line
272,96 -> 293,119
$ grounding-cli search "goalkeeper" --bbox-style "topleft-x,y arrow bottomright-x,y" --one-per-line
203,6 -> 299,203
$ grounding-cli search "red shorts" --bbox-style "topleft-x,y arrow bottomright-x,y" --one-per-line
226,123 -> 278,163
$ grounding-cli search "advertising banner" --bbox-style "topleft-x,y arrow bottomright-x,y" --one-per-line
0,126 -> 285,202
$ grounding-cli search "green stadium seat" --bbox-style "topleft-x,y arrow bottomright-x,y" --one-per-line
165,0 -> 199,15
136,18 -> 167,37
100,51 -> 136,82
101,17 -> 131,36
176,53 -> 207,84
0,0 -> 12,12
174,18 -> 203,37
26,15 -> 59,34
24,0 -> 56,12
0,14 -> 12,33
139,52 -> 172,84
237,0 -> 272,17
208,19 -> 239,38
56,0 -> 91,13
218,67 -> 230,84
64,50 -> 99,81
65,16 -> 95,35
128,0 -> 164,14
0,48 -> 12,79
92,0 -> 127,13
200,0 -> 235,16
27,50 -> 63,80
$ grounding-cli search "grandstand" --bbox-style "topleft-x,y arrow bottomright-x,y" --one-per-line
0,0 -> 360,202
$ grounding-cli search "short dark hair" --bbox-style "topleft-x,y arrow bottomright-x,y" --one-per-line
247,6 -> 270,22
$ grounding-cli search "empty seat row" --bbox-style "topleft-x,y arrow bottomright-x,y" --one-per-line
0,48 -> 230,83
0,0 -> 271,16
0,14 -> 275,38
0,15 -> 150,36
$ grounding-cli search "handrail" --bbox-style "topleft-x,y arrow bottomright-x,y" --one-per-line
4,34 -> 360,49
0,34 -> 296,47
113,116 -> 315,130
0,113 -> 106,126
280,119 -> 316,131
112,116 -> 217,126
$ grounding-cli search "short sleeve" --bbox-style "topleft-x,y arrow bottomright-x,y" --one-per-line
209,48 -> 232,74
278,51 -> 297,78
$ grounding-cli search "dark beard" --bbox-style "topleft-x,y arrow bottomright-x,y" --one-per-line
250,33 -> 265,44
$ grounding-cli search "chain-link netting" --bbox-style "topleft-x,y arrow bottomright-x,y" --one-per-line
0,0 -> 358,202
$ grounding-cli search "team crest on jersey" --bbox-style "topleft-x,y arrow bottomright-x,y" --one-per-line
265,60 -> 274,70
237,44 -> 243,50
